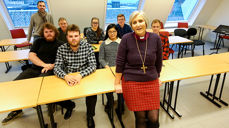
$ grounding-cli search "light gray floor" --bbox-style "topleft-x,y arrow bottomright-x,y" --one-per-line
0,41 -> 229,128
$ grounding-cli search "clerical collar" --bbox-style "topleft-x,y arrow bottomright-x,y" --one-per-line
105,38 -> 121,45
134,32 -> 149,41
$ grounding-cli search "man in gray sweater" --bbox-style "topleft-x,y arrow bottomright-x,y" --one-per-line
25,1 -> 54,43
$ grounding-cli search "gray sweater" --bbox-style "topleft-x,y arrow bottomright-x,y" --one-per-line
99,38 -> 120,67
27,12 -> 54,42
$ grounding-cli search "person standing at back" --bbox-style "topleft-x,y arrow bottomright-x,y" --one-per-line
25,0 -> 54,43
116,14 -> 133,38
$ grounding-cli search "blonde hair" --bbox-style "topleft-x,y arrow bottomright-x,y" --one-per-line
151,19 -> 161,26
129,11 -> 148,28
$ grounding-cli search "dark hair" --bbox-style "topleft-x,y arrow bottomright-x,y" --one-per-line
39,23 -> 59,38
37,1 -> 45,5
91,17 -> 102,39
66,24 -> 80,35
104,24 -> 121,40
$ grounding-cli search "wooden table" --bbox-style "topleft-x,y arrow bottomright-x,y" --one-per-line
0,49 -> 29,73
0,77 -> 43,113
37,68 -> 115,128
91,44 -> 100,53
0,49 -> 29,63
0,38 -> 29,47
169,36 -> 193,58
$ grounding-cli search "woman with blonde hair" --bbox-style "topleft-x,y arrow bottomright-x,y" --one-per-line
115,11 -> 162,128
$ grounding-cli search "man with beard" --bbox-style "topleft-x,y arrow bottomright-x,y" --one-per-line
54,24 -> 97,128
1,23 -> 63,125
25,1 -> 54,43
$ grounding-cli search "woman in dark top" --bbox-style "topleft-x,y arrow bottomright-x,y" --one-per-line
99,24 -> 121,114
115,11 -> 162,128
85,17 -> 104,44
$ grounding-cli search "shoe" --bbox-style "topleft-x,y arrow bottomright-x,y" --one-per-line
87,116 -> 95,128
1,110 -> 23,125
64,108 -> 73,120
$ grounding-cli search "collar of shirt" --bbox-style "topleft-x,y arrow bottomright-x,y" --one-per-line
105,38 -> 121,45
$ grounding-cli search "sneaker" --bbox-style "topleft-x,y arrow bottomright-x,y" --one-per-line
1,110 -> 23,125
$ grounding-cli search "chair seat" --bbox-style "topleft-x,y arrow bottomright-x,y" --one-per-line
15,43 -> 31,48
193,40 -> 205,45
219,35 -> 229,39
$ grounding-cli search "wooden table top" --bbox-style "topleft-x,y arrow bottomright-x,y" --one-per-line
37,68 -> 115,105
0,38 -> 31,46
165,54 -> 229,80
169,36 -> 193,44
0,49 -> 29,63
91,44 -> 100,53
0,77 -> 43,113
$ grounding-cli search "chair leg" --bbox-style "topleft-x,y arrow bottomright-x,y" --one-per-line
203,45 -> 205,55
14,46 -> 17,51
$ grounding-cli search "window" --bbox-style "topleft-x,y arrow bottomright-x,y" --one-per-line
167,0 -> 199,21
105,0 -> 140,24
3,0 -> 49,27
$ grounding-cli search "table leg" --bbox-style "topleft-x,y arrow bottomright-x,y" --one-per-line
36,105 -> 48,128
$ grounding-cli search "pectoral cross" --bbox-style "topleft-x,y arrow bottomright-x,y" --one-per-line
141,64 -> 147,74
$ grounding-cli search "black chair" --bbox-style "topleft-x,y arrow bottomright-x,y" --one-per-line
83,27 -> 90,38
174,29 -> 192,57
187,28 -> 205,56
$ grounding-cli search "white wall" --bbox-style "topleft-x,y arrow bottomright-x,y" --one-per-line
48,0 -> 106,32
0,13 -> 11,40
143,0 -> 174,28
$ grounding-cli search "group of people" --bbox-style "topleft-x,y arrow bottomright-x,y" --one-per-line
1,1 -> 171,128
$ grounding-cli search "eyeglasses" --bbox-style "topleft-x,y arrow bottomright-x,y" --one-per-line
108,30 -> 117,34
92,22 -> 98,24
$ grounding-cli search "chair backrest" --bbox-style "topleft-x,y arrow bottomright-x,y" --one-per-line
10,29 -> 26,39
187,28 -> 197,39
83,27 -> 90,37
178,22 -> 188,28
174,29 -> 187,37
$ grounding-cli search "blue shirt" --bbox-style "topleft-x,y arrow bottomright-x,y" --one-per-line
116,24 -> 132,38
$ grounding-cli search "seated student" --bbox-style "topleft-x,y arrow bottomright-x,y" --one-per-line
54,24 -> 97,128
99,24 -> 121,114
1,23 -> 74,125
152,19 -> 169,60
85,17 -> 104,44
116,14 -> 133,38
57,17 -> 68,43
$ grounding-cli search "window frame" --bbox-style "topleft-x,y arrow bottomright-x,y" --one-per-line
104,0 -> 144,28
165,0 -> 206,28
0,0 -> 52,29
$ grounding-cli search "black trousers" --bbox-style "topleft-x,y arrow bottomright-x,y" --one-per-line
86,95 -> 97,117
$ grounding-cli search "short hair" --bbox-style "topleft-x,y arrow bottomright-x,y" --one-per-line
39,23 -> 59,38
66,24 -> 80,35
151,19 -> 161,26
129,11 -> 148,28
58,17 -> 67,23
104,24 -> 121,40
117,14 -> 125,19
37,1 -> 45,5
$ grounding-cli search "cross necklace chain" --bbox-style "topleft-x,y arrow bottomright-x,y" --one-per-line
135,37 -> 148,74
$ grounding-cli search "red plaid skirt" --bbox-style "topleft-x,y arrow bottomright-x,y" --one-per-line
122,78 -> 160,111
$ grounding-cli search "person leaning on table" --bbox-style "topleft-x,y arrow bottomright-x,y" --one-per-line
114,11 -> 163,128
53,24 -> 97,128
1,23 -> 75,125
